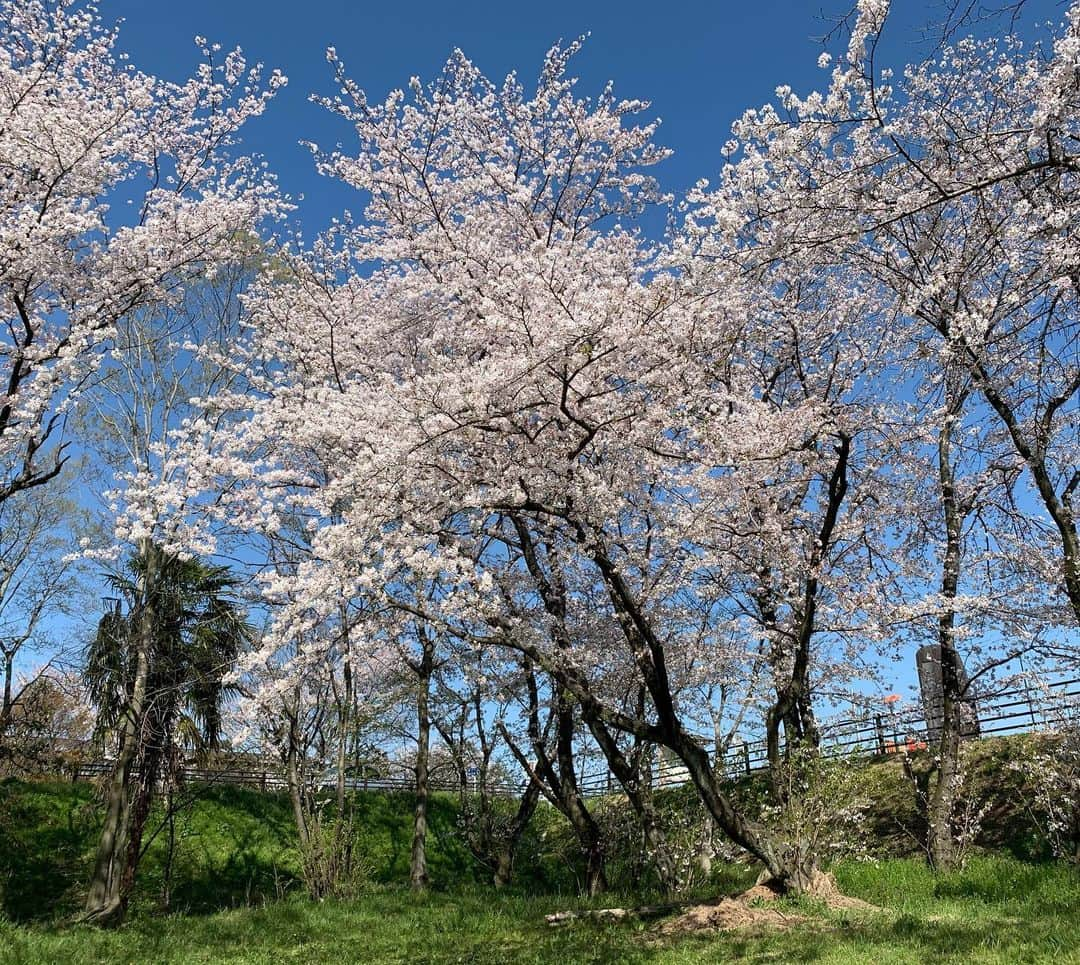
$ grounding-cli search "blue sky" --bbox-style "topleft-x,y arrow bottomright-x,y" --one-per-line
23,1 -> 1067,705
105,0 -> 1062,238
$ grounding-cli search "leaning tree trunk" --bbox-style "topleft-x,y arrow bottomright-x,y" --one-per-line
553,688 -> 607,897
500,667 -> 609,897
586,716 -> 678,893
492,778 -> 542,889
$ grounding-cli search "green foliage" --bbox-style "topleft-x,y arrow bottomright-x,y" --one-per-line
0,779 -> 99,921
852,733 -> 1074,861
86,549 -> 252,753
0,780 -> 302,921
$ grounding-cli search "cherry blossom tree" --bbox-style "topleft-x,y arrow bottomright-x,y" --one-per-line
705,0 -> 1079,623
134,0 -> 1080,899
700,0 -> 1079,869
0,0 -> 284,508
0,0 -> 291,925
155,36 -> 896,896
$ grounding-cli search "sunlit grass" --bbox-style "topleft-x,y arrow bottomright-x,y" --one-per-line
2,770 -> 1076,963
1,856 -> 1076,964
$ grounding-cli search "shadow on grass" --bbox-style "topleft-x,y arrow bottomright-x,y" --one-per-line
0,779 -> 99,921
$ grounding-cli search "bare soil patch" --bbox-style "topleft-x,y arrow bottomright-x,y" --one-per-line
657,897 -> 808,935
547,870 -> 881,937
745,869 -> 880,913
658,870 -> 880,937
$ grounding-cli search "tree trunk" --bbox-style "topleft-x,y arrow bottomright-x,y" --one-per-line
493,847 -> 515,890
928,695 -> 962,871
118,740 -> 163,915
553,690 -> 607,896
587,717 -> 677,893
83,542 -> 157,924
284,694 -> 310,850
1,649 -> 12,727
410,650 -> 432,891
926,391 -> 971,872
336,602 -> 352,819
492,777 -> 541,889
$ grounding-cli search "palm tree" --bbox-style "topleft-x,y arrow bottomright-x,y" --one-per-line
82,542 -> 252,924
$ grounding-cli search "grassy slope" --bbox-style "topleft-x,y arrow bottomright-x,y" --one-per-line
1,735 -> 1077,962
0,779 -> 525,921
0,857 -> 1076,964
851,732 -> 1055,859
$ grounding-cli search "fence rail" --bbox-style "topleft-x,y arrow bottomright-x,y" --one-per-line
67,675 -> 1078,799
575,674 -> 1080,796
69,758 -> 524,797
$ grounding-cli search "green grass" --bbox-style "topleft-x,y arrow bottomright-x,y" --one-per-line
0,856 -> 1076,964
1,746 -> 1076,963
0,779 -> 304,920
0,778 -> 537,921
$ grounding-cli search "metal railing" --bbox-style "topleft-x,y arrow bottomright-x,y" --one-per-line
574,674 -> 1080,796
69,758 -> 524,797
64,675 -> 1078,799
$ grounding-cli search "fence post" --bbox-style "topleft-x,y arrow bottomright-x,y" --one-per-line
742,742 -> 751,776
874,715 -> 886,755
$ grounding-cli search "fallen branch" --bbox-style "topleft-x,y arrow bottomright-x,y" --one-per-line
545,901 -> 692,926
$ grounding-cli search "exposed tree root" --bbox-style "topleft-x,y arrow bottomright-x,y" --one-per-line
742,869 -> 880,913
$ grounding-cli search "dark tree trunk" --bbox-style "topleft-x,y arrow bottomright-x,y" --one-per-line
410,633 -> 435,891
335,603 -> 353,819
493,778 -> 541,888
1,649 -> 12,727
553,686 -> 607,896
763,436 -> 849,799
500,665 -> 608,896
508,509 -> 843,894
928,401 -> 969,872
118,737 -> 165,915
83,544 -> 156,925
586,716 -> 677,893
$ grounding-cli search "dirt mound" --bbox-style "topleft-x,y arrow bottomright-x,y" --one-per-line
656,870 -> 879,936
548,870 -> 880,938
658,898 -> 807,935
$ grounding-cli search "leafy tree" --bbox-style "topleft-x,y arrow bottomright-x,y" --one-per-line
82,543 -> 252,924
